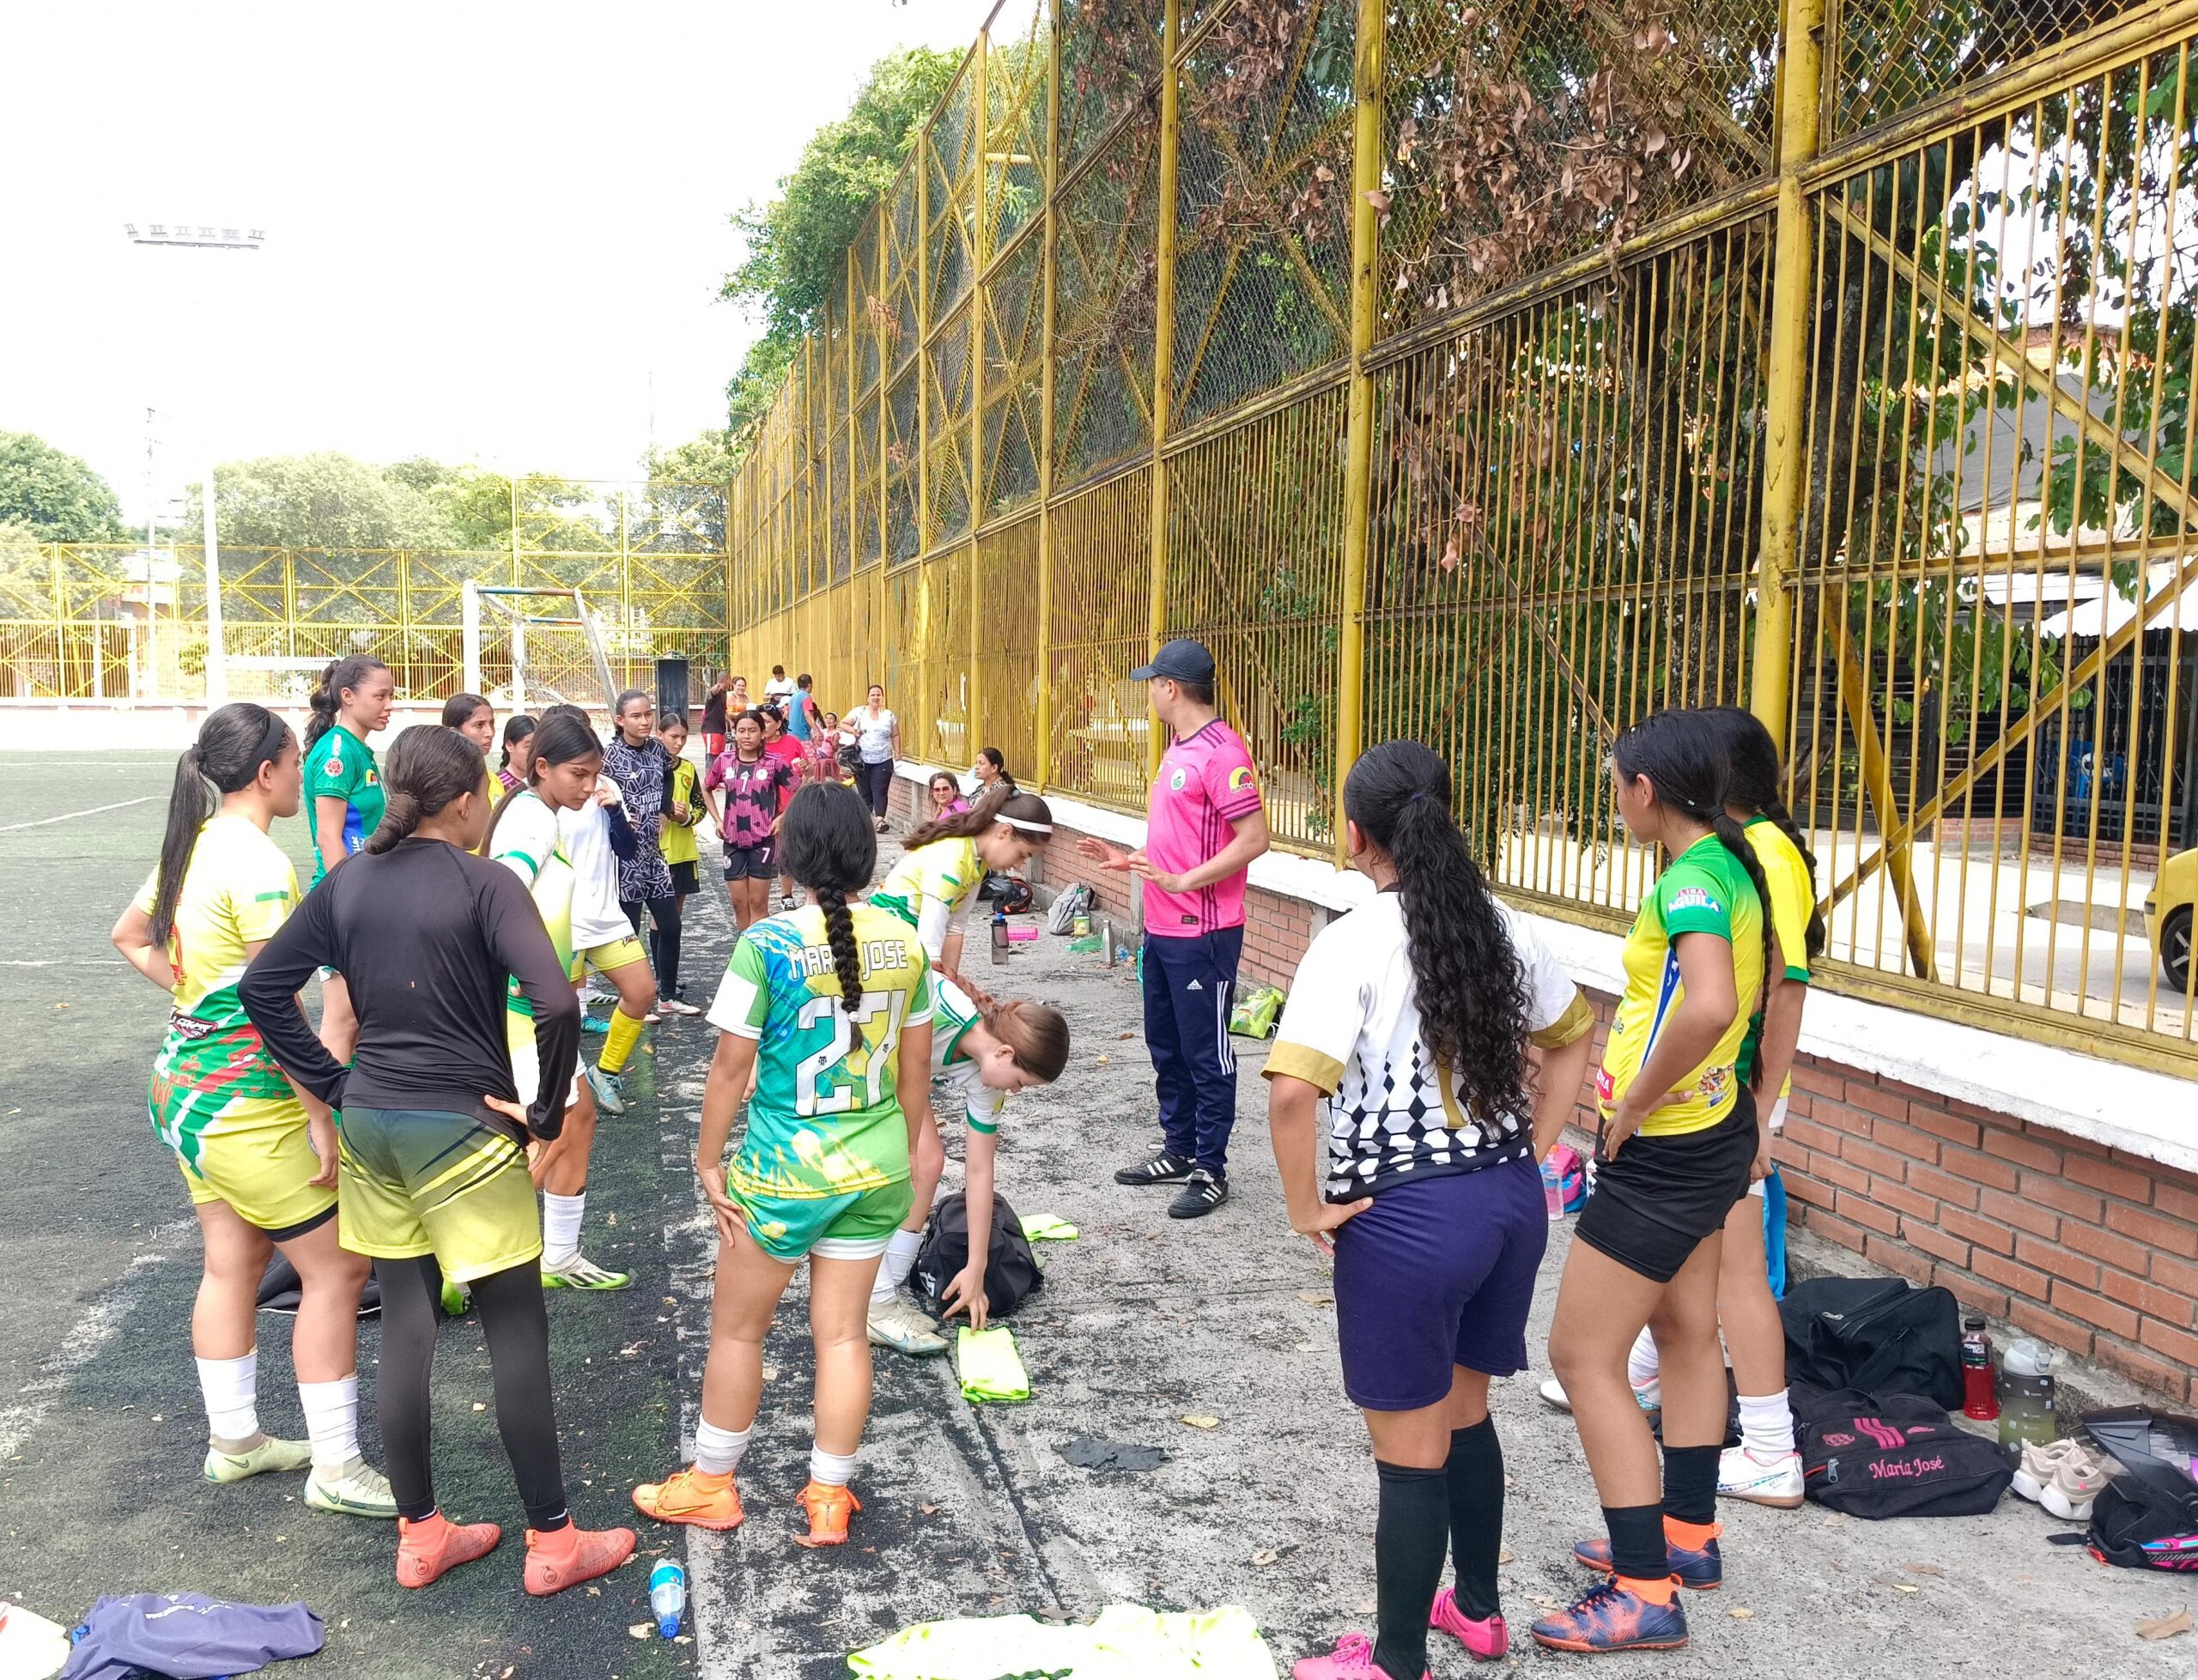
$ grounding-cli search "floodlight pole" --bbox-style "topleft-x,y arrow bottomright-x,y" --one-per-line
125,221 -> 264,706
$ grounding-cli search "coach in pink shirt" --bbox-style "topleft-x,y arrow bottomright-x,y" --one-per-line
1077,638 -> 1271,1217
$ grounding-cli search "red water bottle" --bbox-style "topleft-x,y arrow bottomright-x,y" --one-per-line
1961,1316 -> 1999,1421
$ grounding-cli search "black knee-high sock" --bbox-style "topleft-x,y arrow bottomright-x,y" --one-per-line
1444,1417 -> 1504,1620
1373,1460 -> 1447,1679
373,1258 -> 440,1523
652,896 -> 682,995
1661,1442 -> 1721,1528
471,1262 -> 570,1531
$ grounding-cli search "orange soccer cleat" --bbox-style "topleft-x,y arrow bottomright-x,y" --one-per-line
631,1466 -> 746,1531
395,1513 -> 502,1589
523,1521 -> 637,1597
792,1480 -> 861,1548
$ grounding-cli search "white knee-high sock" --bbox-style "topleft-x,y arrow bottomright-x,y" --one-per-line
870,1227 -> 926,1304
810,1445 -> 859,1487
1626,1325 -> 1661,1390
299,1375 -> 361,1467
1737,1389 -> 1796,1457
542,1192 -> 586,1269
197,1351 -> 259,1443
692,1419 -> 751,1477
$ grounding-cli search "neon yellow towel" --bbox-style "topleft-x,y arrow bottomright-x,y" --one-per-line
1018,1213 -> 1079,1242
956,1326 -> 1029,1403
847,1604 -> 1276,1680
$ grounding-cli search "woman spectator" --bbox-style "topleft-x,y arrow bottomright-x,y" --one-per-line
701,675 -> 731,761
848,684 -> 899,831
807,712 -> 846,786
925,771 -> 970,822
970,746 -> 1015,798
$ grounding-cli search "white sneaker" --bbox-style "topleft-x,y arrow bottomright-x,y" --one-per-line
867,1299 -> 948,1356
1539,1376 -> 1574,1412
2041,1442 -> 2110,1520
656,997 -> 701,1017
1718,1445 -> 1806,1508
1539,1375 -> 1661,1413
541,1252 -> 633,1291
305,1455 -> 399,1519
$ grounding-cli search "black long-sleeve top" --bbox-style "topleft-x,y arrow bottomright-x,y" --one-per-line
240,837 -> 581,1139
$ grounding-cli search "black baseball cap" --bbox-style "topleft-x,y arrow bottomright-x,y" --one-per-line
1129,637 -> 1215,684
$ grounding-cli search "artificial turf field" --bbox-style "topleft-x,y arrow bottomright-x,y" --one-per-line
7,749 -> 2198,1680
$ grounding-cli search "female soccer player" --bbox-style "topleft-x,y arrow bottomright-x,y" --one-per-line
111,703 -> 395,1519
1607,707 -> 1821,1509
498,715 -> 536,796
1533,708 -> 1772,1655
240,725 -> 635,1596
537,703 -> 659,1116
866,975 -> 1072,1356
761,704 -> 808,912
301,652 -> 393,1062
1263,742 -> 1594,1680
657,713 -> 705,985
483,711 -> 631,1292
443,693 -> 498,803
705,708 -> 794,932
604,689 -> 693,1016
871,790 -> 1053,986
925,771 -> 969,821
630,783 -> 934,1548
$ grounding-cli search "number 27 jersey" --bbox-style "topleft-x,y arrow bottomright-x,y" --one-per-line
706,902 -> 934,1200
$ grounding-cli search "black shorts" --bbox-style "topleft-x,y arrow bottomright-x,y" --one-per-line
669,860 -> 700,896
1575,1089 -> 1758,1283
724,842 -> 777,882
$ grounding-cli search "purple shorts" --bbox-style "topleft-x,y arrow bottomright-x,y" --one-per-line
1332,1151 -> 1548,1411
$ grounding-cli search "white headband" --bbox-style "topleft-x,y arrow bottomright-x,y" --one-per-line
1000,815 -> 1053,836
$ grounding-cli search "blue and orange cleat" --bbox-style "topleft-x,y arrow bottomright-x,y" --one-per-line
1571,1531 -> 1721,1590
1529,1580 -> 1690,1653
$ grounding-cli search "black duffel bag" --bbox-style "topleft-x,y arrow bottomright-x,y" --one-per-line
913,1190 -> 1043,1319
1796,1386 -> 2013,1518
1780,1276 -> 1964,1410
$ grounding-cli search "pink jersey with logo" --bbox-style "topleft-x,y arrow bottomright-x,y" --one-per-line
1144,719 -> 1264,937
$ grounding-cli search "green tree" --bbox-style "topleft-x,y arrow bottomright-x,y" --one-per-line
721,46 -> 958,428
386,457 -> 522,548
0,431 -> 125,540
185,452 -> 453,549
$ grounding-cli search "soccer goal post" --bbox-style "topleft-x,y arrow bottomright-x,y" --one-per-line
461,580 -> 620,718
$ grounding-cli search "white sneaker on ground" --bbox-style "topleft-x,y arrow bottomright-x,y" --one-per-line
1717,1445 -> 1806,1508
541,1253 -> 633,1291
1538,1375 -> 1661,1413
2042,1442 -> 2110,1521
656,997 -> 701,1017
2011,1438 -> 2075,1507
867,1299 -> 948,1356
305,1455 -> 399,1519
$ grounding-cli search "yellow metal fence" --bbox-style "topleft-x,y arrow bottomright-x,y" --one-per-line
726,0 -> 2198,1074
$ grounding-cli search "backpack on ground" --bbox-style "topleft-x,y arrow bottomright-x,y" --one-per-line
1780,1276 -> 1964,1410
914,1191 -> 1044,1319
1794,1386 -> 2013,1518
2081,1405 -> 2198,1570
1046,881 -> 1093,935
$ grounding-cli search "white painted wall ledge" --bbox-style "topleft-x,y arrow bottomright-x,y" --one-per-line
904,761 -> 2198,1179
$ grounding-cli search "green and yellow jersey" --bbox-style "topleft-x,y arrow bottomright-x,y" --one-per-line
869,834 -> 981,964
302,723 -> 384,884
660,758 -> 701,869
490,790 -> 578,1019
705,902 -> 933,1200
1738,815 -> 1815,1098
1597,834 -> 1764,1138
930,974 -> 1006,1132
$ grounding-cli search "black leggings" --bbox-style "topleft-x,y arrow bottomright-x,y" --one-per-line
374,1257 -> 569,1531
623,895 -> 681,996
857,758 -> 895,817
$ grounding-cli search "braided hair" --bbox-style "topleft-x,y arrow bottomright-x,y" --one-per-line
149,703 -> 295,946
1701,705 -> 1825,961
1345,741 -> 1531,1122
364,725 -> 485,854
779,781 -> 877,1012
1612,708 -> 1775,1084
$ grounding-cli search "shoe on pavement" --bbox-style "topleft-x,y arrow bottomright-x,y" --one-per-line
305,1455 -> 399,1519
524,1521 -> 636,1595
793,1481 -> 861,1548
396,1513 -> 501,1589
1530,1580 -> 1690,1653
656,997 -> 702,1017
632,1466 -> 745,1531
1430,1588 -> 1507,1662
1537,1375 -> 1660,1414
1290,1631 -> 1427,1680
586,1064 -> 628,1115
542,1253 -> 633,1291
1574,1529 -> 1722,1590
203,1434 -> 313,1483
580,1014 -> 610,1036
2043,1442 -> 2110,1521
438,1276 -> 471,1318
868,1299 -> 949,1356
2011,1438 -> 2077,1507
1718,1445 -> 1806,1509
1168,1170 -> 1229,1219
1115,1150 -> 1194,1186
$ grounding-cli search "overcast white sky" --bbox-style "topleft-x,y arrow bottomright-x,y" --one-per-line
0,1 -> 997,525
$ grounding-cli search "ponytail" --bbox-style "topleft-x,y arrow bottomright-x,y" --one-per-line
499,713 -> 536,771
304,653 -> 389,751
902,787 -> 1053,852
149,703 -> 296,945
1699,705 -> 1825,961
1708,810 -> 1777,1082
1343,741 -> 1529,1123
364,725 -> 483,855
984,997 -> 1072,1083
778,781 -> 878,1014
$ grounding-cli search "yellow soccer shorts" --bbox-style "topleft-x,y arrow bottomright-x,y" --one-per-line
335,1103 -> 541,1283
150,1078 -> 334,1236
580,934 -> 649,977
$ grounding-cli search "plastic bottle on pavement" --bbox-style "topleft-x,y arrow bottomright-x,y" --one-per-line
1540,1158 -> 1565,1221
1997,1337 -> 2056,1460
650,1558 -> 686,1638
1960,1316 -> 1999,1421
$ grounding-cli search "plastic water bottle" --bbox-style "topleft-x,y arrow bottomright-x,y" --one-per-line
1539,1158 -> 1565,1221
649,1558 -> 686,1638
991,907 -> 1010,965
1960,1316 -> 1999,1421
1997,1337 -> 2056,1461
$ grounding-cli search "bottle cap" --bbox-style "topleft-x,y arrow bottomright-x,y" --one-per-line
1963,1316 -> 1984,1330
